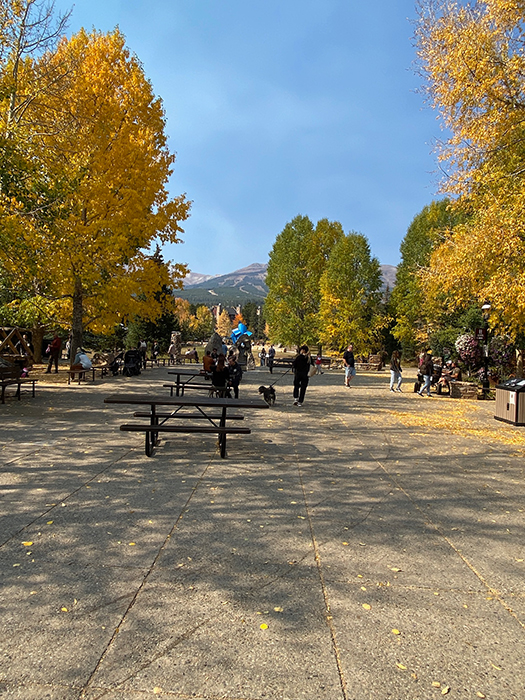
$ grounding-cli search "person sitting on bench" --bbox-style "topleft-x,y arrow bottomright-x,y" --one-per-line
70,348 -> 93,380
212,354 -> 230,397
438,360 -> 462,393
203,351 -> 215,373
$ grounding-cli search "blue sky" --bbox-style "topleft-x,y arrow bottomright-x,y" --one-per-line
54,0 -> 442,275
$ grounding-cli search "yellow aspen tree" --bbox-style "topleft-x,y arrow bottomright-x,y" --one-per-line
217,309 -> 232,337
415,0 -> 525,338
0,28 -> 190,354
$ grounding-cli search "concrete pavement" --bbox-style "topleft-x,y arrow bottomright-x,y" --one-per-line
0,365 -> 524,699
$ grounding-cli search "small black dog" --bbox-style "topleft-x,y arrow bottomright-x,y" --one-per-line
258,385 -> 276,406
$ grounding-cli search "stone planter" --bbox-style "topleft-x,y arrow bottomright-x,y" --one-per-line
450,381 -> 479,399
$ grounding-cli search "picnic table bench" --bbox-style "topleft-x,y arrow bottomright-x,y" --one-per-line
0,365 -> 37,404
104,393 -> 268,458
271,358 -> 295,369
166,368 -> 211,396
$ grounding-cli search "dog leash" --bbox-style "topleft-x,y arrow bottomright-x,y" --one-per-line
267,366 -> 293,388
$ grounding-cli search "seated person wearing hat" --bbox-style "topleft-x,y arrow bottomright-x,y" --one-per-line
437,360 -> 462,392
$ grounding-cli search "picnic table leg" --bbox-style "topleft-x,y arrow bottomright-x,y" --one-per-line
176,376 -> 181,397
145,405 -> 158,457
219,406 -> 227,458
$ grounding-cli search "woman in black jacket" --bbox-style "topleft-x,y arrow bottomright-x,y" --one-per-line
292,345 -> 311,407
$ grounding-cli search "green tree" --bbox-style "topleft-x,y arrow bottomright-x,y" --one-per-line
265,215 -> 343,346
241,301 -> 266,338
319,232 -> 382,353
390,199 -> 466,353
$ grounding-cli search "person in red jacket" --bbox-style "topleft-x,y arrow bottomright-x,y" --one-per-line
45,333 -> 62,374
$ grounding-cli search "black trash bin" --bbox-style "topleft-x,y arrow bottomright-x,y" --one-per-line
494,379 -> 525,426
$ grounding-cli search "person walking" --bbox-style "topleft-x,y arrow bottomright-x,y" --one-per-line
343,343 -> 355,387
418,351 -> 434,397
227,355 -> 243,398
389,350 -> 403,392
138,339 -> 147,369
168,340 -> 177,365
267,344 -> 276,373
292,345 -> 311,406
45,333 -> 62,374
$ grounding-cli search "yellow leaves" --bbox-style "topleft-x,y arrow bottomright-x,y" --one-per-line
259,623 -> 268,630
396,663 -> 407,670
0,25 -> 190,335
22,541 -> 33,546
416,2 -> 525,338
362,603 -> 371,610
391,629 -> 400,635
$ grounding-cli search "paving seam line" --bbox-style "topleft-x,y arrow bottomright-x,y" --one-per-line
336,415 -> 525,631
78,450 -> 217,700
287,411 -> 349,700
0,446 -> 137,549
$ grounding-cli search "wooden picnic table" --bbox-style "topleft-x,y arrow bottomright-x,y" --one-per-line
104,393 -> 268,458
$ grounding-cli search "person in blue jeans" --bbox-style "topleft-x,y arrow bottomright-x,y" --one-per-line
389,350 -> 402,392
418,351 -> 434,397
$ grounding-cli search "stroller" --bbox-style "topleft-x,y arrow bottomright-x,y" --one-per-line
122,349 -> 142,377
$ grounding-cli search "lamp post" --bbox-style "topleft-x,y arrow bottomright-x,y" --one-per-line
481,301 -> 491,399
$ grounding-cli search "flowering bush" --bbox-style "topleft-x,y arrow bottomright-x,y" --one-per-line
488,336 -> 515,368
455,333 -> 483,369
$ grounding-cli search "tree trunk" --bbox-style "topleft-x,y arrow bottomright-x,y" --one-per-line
70,276 -> 83,366
31,326 -> 45,364
517,348 -> 524,379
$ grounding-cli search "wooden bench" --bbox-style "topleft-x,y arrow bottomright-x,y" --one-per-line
0,366 -> 37,404
67,367 -> 97,385
272,358 -> 294,369
145,357 -> 169,368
